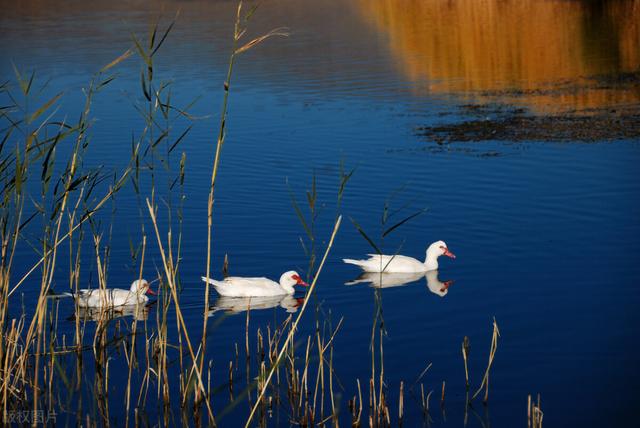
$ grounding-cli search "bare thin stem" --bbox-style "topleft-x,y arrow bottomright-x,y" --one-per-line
244,216 -> 342,428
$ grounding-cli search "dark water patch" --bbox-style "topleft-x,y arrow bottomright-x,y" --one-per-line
387,144 -> 508,158
588,70 -> 640,89
416,105 -> 640,143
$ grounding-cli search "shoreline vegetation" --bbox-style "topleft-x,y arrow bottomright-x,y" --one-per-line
0,3 -> 547,426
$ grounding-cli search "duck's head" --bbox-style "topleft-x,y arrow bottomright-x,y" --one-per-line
279,271 -> 310,294
130,279 -> 157,296
427,240 -> 456,259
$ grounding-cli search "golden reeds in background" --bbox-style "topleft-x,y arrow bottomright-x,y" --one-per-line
357,0 -> 640,112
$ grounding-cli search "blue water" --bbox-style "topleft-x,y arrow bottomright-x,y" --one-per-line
2,1 -> 639,426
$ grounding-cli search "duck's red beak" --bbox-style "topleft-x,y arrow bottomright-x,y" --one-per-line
442,247 -> 456,259
292,275 -> 310,287
440,279 -> 454,292
147,288 -> 157,295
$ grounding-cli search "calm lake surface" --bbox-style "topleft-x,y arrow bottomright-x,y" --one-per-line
2,0 -> 640,426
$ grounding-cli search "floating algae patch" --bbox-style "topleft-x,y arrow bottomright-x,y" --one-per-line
417,104 -> 640,144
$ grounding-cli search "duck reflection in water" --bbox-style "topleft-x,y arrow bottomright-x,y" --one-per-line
425,270 -> 454,297
72,303 -> 151,322
345,270 -> 454,297
209,294 -> 304,315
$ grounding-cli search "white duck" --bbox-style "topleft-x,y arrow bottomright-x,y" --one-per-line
209,295 -> 303,315
65,279 -> 156,308
201,270 -> 309,297
343,240 -> 456,273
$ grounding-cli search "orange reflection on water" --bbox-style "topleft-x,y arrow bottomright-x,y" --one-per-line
358,0 -> 640,112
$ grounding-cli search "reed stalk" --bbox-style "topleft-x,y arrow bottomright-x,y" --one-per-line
471,318 -> 500,403
398,380 -> 404,426
200,1 -> 289,388
244,215 -> 342,428
528,394 -> 543,428
125,236 -> 146,427
145,198 -> 215,422
462,336 -> 470,390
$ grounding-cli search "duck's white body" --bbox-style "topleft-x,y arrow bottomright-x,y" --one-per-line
66,280 -> 155,308
201,270 -> 309,297
209,295 -> 302,314
343,240 -> 455,273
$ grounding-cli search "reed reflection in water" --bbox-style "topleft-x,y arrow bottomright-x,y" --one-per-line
357,0 -> 640,112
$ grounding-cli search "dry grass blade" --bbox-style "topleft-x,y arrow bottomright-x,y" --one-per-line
100,49 -> 133,73
131,32 -> 151,66
235,27 -> 290,55
411,362 -> 432,391
528,394 -> 544,428
472,318 -> 500,402
28,92 -> 63,124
